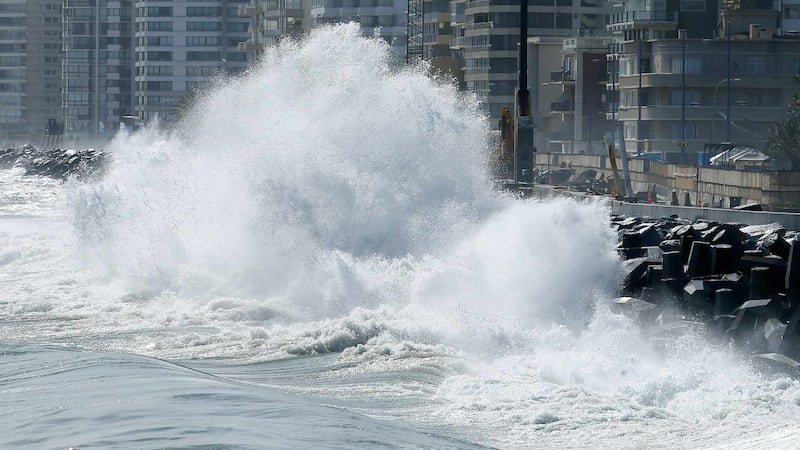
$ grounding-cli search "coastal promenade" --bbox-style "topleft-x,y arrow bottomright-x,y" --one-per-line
523,183 -> 800,229
534,153 -> 800,211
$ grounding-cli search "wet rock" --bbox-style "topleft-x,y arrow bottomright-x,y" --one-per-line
611,296 -> 657,322
713,288 -> 740,317
661,251 -> 685,281
760,232 -> 791,260
613,213 -> 800,364
710,244 -> 737,274
764,318 -> 788,352
753,353 -> 800,376
686,241 -> 712,278
787,239 -> 800,297
0,145 -> 106,179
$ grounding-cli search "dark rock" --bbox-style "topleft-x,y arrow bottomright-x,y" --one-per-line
661,251 -> 685,280
686,241 -> 712,278
713,288 -> 740,317
0,145 -> 107,179
764,318 -> 788,352
710,243 -> 738,275
611,296 -> 657,322
620,231 -> 642,249
684,279 -> 713,318
753,353 -> 800,376
733,298 -> 782,318
659,239 -> 681,252
780,306 -> 800,359
733,203 -> 763,211
708,314 -> 737,337
749,266 -> 781,300
621,257 -> 653,296
787,239 -> 800,297
759,233 -> 791,260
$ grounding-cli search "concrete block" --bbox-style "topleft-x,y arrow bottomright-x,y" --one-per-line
710,243 -> 737,274
661,251 -> 684,280
713,288 -> 741,317
787,239 -> 800,296
686,241 -> 712,278
764,318 -> 788,352
611,296 -> 657,322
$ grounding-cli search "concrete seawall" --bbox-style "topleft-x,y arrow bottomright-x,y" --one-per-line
524,184 -> 800,229
534,153 -> 800,209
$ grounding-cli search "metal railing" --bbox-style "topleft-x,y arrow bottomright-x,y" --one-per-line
608,10 -> 677,25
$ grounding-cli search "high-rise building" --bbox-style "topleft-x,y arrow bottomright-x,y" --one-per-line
62,0 -> 134,145
451,0 -> 610,122
309,0 -> 408,58
133,1 -> 251,123
606,0 -> 799,160
422,0 -> 462,84
0,1 -> 62,145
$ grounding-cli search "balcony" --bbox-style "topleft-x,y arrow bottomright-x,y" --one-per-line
462,22 -> 492,31
238,4 -> 262,17
238,41 -> 263,52
607,10 -> 677,31
550,100 -> 574,113
550,71 -> 574,83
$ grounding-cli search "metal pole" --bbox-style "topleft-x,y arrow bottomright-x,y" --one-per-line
610,45 -> 616,150
637,39 -> 642,155
726,21 -> 732,143
680,29 -> 686,163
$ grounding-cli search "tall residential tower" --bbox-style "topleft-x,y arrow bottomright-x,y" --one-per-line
0,1 -> 62,144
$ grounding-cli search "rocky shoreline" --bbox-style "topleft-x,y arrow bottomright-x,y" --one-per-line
613,214 -> 800,374
0,145 -> 106,180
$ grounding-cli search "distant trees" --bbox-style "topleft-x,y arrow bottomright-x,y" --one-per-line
764,94 -> 800,170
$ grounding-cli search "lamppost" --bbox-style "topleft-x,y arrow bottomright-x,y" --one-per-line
710,77 -> 741,146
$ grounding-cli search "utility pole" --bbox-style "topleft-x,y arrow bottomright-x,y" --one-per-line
513,0 -> 534,182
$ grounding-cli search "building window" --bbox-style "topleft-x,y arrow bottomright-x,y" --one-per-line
139,36 -> 173,46
186,7 -> 222,16
186,51 -> 221,61
141,21 -> 173,32
186,36 -> 221,46
139,7 -> 172,17
227,22 -> 248,32
670,90 -> 700,106
141,66 -> 173,76
680,0 -> 705,11
186,66 -> 218,76
186,21 -> 221,31
146,51 -> 173,61
747,57 -> 765,74
670,57 -> 702,74
671,123 -> 700,139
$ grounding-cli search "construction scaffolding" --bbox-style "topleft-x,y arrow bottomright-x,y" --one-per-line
407,0 -> 423,63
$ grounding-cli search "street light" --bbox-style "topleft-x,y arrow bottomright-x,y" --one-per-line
710,77 -> 741,146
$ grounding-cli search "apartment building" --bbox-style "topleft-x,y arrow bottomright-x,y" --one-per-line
235,0 -> 310,55
606,0 -> 800,161
451,0 -> 610,122
62,0 -> 134,144
546,36 -> 612,154
133,1 -> 251,123
0,1 -> 62,144
421,0 -> 462,83
309,0 -> 408,58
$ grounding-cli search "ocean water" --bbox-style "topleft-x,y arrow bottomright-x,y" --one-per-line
3,24 -> 800,449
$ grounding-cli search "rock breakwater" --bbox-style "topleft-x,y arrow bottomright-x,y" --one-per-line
0,145 -> 106,180
613,214 -> 800,373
